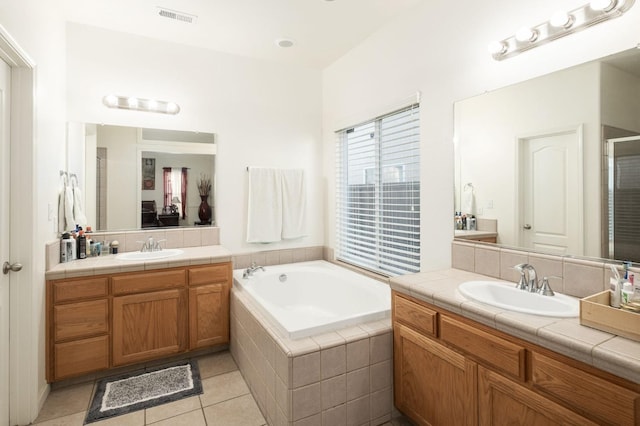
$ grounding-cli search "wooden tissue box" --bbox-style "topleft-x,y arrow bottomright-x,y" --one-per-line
580,291 -> 640,342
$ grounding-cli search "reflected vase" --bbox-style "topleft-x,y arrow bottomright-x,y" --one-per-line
198,195 -> 211,223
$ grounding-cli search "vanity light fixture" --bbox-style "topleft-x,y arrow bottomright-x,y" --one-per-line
102,95 -> 181,115
515,27 -> 538,42
489,0 -> 634,60
550,10 -> 574,29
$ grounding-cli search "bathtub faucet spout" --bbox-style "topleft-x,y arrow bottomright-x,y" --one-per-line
243,262 -> 265,278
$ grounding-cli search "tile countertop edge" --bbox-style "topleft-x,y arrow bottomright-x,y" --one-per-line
45,245 -> 232,279
389,268 -> 640,385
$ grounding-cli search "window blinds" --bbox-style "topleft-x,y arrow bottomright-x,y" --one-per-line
336,104 -> 420,276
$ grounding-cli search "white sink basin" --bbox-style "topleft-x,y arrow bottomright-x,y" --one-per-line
116,249 -> 184,261
458,280 -> 579,317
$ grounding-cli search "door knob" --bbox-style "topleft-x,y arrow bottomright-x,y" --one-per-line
523,224 -> 532,230
2,261 -> 22,275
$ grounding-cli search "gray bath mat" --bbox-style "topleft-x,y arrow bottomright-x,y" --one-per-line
84,359 -> 202,424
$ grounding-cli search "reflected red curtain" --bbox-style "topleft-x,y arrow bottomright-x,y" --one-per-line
181,168 -> 188,219
163,167 -> 172,208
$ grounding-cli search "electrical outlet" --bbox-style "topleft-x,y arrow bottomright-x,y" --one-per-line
486,200 -> 494,209
48,203 -> 54,220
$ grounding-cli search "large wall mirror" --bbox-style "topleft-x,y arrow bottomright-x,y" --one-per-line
67,123 -> 216,232
454,47 -> 640,262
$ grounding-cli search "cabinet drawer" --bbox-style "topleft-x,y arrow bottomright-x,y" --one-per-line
112,269 -> 186,295
440,315 -> 526,380
188,263 -> 230,286
54,299 -> 109,341
393,293 -> 437,337
52,277 -> 108,303
54,335 -> 109,380
531,352 -> 640,426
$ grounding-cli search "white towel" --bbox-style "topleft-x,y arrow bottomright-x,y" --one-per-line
462,189 -> 475,215
246,168 -> 283,243
64,184 -> 75,231
58,175 -> 68,232
72,184 -> 87,229
281,169 -> 306,239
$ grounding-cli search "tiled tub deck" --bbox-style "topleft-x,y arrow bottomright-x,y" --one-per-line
231,288 -> 393,426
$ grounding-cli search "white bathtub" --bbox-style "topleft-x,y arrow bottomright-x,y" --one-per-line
232,260 -> 390,339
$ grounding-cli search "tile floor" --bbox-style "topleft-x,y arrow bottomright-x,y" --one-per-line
32,350 -> 413,426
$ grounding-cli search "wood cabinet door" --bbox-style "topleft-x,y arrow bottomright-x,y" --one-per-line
112,289 -> 187,366
478,366 -> 598,426
394,323 -> 477,426
189,283 -> 229,349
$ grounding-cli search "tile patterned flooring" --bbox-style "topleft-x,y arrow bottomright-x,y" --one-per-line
32,350 -> 413,426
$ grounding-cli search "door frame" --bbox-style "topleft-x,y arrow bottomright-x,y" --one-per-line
514,124 -> 584,252
606,135 -> 640,260
0,25 -> 37,425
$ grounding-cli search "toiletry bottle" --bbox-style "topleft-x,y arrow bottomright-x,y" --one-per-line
610,277 -> 621,308
110,240 -> 119,255
60,233 -> 71,263
622,282 -> 634,305
609,265 -> 622,308
77,230 -> 87,259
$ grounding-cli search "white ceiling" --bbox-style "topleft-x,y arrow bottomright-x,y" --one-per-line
63,0 -> 424,69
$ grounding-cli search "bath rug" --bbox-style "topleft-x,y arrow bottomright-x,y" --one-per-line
84,359 -> 202,424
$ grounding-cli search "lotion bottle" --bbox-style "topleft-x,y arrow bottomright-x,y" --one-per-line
609,265 -> 621,308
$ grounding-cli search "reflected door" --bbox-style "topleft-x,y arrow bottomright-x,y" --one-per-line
607,135 -> 640,262
0,57 -> 10,426
519,127 -> 583,255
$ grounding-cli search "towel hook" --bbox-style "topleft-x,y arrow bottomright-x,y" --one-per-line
463,182 -> 474,192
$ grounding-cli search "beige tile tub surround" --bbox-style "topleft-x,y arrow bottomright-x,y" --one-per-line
451,240 -> 620,299
231,288 -> 393,426
391,263 -> 640,385
232,246 -> 325,270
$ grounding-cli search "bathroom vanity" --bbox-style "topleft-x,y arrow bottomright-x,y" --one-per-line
390,270 -> 640,426
45,245 -> 231,382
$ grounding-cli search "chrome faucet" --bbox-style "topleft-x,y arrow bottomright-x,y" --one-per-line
243,262 -> 265,278
513,263 -> 538,292
513,263 -> 557,296
139,237 -> 165,252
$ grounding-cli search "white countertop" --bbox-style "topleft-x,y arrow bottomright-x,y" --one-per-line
389,268 -> 640,385
46,245 -> 232,280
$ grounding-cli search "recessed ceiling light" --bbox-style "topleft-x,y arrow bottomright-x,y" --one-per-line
275,38 -> 294,48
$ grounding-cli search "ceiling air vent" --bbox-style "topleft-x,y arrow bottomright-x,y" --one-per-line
156,7 -> 197,24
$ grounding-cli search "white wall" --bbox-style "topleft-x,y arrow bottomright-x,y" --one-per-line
322,0 -> 640,271
601,62 -> 640,133
96,125 -> 138,229
66,22 -> 324,253
454,61 -> 600,256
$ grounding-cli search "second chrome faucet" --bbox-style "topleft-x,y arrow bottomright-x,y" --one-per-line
514,263 -> 557,296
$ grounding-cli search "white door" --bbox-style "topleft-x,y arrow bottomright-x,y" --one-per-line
0,57 -> 11,426
520,128 -> 583,255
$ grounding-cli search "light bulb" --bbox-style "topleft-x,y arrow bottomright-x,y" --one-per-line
550,10 -> 574,28
515,27 -> 537,42
103,94 -> 118,107
487,41 -> 507,55
166,102 -> 179,113
127,97 -> 138,108
590,0 -> 616,11
147,99 -> 158,110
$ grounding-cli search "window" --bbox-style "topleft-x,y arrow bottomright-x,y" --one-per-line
336,104 -> 420,276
